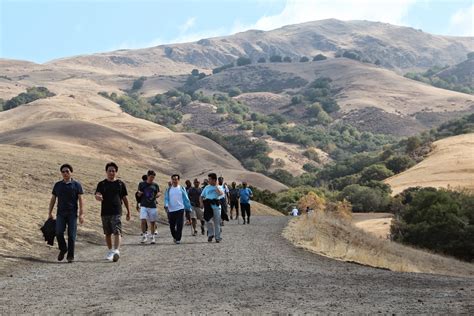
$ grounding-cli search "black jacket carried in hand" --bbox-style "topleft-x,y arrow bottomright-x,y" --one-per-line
40,218 -> 56,246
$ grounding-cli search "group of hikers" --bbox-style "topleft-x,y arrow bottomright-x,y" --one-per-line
47,162 -> 253,263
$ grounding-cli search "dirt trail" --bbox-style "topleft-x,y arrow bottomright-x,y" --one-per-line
0,217 -> 472,314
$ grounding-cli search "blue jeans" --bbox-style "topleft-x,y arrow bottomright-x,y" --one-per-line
206,204 -> 221,241
56,213 -> 77,259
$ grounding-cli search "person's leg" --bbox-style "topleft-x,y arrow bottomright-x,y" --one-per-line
66,213 -> 77,261
213,205 -> 222,241
105,234 -> 112,249
246,204 -> 251,223
55,214 -> 67,260
206,217 -> 215,241
240,203 -> 246,224
141,219 -> 147,234
113,234 -> 121,250
191,218 -> 197,233
175,210 -> 185,242
168,211 -> 177,240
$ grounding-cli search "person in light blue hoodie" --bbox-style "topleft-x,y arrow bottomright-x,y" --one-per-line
200,173 -> 224,243
164,174 -> 191,244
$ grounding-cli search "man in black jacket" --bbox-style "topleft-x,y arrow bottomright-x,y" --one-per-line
48,163 -> 84,263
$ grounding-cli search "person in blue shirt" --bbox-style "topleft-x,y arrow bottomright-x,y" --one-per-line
199,173 -> 224,243
48,163 -> 84,263
239,182 -> 253,224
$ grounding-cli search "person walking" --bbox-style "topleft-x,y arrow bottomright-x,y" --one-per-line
48,164 -> 84,263
228,181 -> 240,222
200,173 -> 223,243
137,170 -> 160,244
164,174 -> 191,244
217,176 -> 229,225
95,162 -> 131,262
239,182 -> 253,225
187,179 -> 205,236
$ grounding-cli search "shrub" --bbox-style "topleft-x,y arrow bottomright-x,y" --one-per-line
283,56 -> 292,62
340,184 -> 391,212
212,63 -> 234,74
131,76 -> 147,91
257,57 -> 266,63
191,69 -> 199,76
299,56 -> 309,62
313,54 -> 327,61
391,188 -> 474,261
291,95 -> 303,105
228,87 -> 242,97
269,55 -> 283,62
385,155 -> 415,173
360,164 -> 394,183
236,57 -> 252,66
4,87 -> 55,111
270,169 -> 295,186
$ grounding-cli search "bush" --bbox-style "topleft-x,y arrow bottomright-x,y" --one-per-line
212,63 -> 234,74
291,95 -> 303,105
340,184 -> 391,212
320,98 -> 340,113
257,57 -> 266,63
391,188 -> 474,261
228,87 -> 242,97
283,56 -> 292,62
236,57 -> 252,66
191,69 -> 199,76
385,155 -> 415,173
299,56 -> 309,62
270,169 -> 295,186
360,164 -> 394,183
313,54 -> 327,61
131,76 -> 147,91
269,55 -> 283,63
4,87 -> 55,111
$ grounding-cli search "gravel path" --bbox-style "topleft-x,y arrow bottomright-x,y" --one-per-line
1,217 -> 472,314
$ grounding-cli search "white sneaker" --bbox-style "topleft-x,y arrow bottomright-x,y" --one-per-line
112,249 -> 120,262
141,233 -> 147,244
154,229 -> 158,236
150,235 -> 156,244
106,250 -> 114,261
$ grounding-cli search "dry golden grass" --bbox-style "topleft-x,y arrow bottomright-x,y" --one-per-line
352,213 -> 393,239
283,211 -> 474,277
385,133 -> 474,195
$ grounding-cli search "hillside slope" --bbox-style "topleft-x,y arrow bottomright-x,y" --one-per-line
385,133 -> 474,195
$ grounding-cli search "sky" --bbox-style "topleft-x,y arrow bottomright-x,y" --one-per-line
1,0 -> 473,63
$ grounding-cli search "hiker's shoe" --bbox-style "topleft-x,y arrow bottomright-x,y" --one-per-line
154,229 -> 158,236
106,250 -> 114,261
221,221 -> 225,226
201,227 -> 205,235
150,235 -> 156,244
58,250 -> 67,261
242,219 -> 246,225
141,233 -> 147,244
216,239 -> 221,243
67,257 -> 74,263
175,240 -> 181,245
208,236 -> 214,242
192,230 -> 197,236
112,250 -> 120,262
247,218 -> 250,224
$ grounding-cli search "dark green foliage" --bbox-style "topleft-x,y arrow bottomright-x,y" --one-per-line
340,184 -> 391,212
385,155 -> 415,173
291,95 -> 303,104
4,87 -> 55,111
433,113 -> 474,139
257,57 -> 266,63
191,69 -> 199,76
391,188 -> 474,261
404,66 -> 473,94
236,57 -> 252,66
360,164 -> 394,183
131,76 -> 146,91
313,54 -> 327,61
320,98 -> 340,113
342,50 -> 361,61
405,136 -> 421,153
302,163 -> 319,173
299,56 -> 309,62
283,56 -> 292,62
270,169 -> 295,186
212,63 -> 234,74
269,55 -> 283,62
198,130 -> 273,172
228,87 -> 242,97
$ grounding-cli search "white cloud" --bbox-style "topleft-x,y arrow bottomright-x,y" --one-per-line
232,0 -> 418,33
448,4 -> 474,36
179,17 -> 197,33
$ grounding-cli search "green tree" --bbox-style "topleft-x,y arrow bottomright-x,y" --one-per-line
360,164 -> 394,183
257,57 -> 266,63
313,54 -> 327,61
299,56 -> 309,62
228,87 -> 242,97
236,56 -> 252,66
131,76 -> 147,91
385,155 -> 415,173
269,55 -> 283,62
283,56 -> 292,62
191,69 -> 199,76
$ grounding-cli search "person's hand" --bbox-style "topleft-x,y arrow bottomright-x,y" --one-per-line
95,193 -> 103,201
126,213 -> 131,221
79,214 -> 85,224
137,191 -> 143,197
136,205 -> 140,212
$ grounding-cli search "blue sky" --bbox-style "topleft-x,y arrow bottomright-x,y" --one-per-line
1,0 -> 473,63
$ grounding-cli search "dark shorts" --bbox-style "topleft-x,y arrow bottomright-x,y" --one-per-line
230,200 -> 239,211
101,215 -> 122,235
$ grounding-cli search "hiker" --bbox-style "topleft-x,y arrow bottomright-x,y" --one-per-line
217,176 -> 230,225
137,170 -> 160,244
164,174 -> 191,244
291,206 -> 299,216
200,173 -> 224,243
48,163 -> 84,263
239,182 -> 253,224
184,180 -> 192,226
95,162 -> 131,262
201,178 -> 209,189
187,178 -> 205,235
228,181 -> 240,221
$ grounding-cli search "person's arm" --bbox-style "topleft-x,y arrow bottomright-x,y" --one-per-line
95,183 -> 103,201
78,194 -> 84,224
122,196 -> 131,221
215,185 -> 223,196
48,195 -> 56,219
199,196 -> 204,209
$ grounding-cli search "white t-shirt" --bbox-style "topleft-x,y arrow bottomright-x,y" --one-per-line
218,184 -> 228,200
291,208 -> 299,216
168,186 -> 184,212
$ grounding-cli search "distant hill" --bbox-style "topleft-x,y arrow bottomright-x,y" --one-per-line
47,19 -> 473,75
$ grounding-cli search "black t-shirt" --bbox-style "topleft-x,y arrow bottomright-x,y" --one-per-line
138,181 -> 160,208
95,179 -> 128,216
229,188 -> 240,202
187,187 -> 202,207
52,180 -> 84,215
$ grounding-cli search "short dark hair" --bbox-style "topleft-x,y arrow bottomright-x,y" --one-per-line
218,176 -> 224,181
105,162 -> 118,172
171,174 -> 180,180
193,178 -> 200,183
141,174 -> 148,181
208,173 -> 217,180
60,164 -> 73,172
147,170 -> 156,176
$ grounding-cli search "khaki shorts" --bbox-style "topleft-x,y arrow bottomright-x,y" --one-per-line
190,206 -> 204,220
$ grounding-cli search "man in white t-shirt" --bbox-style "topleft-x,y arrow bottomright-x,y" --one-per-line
164,174 -> 191,244
217,176 -> 229,224
291,207 -> 299,217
